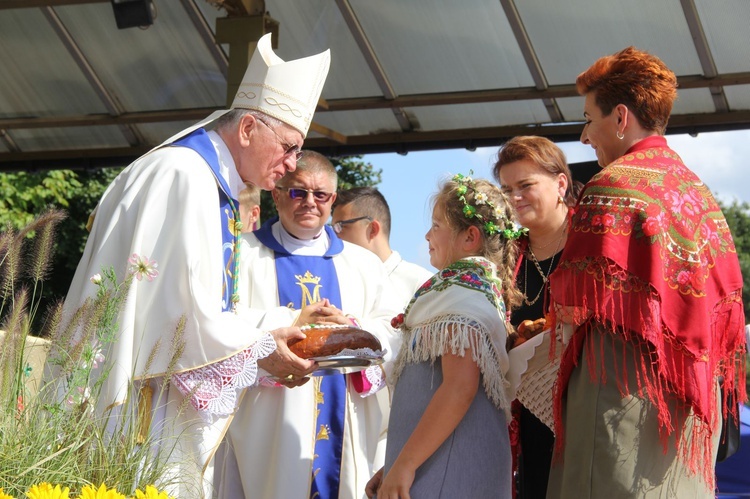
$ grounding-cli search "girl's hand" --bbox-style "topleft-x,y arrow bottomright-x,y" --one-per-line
365,467 -> 384,498
377,462 -> 415,499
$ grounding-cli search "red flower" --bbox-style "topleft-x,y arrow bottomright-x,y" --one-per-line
642,217 -> 661,237
391,313 -> 405,329
601,213 -> 616,227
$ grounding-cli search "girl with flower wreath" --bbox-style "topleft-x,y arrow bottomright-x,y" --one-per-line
365,175 -> 524,498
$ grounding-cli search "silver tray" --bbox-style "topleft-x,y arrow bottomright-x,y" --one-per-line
311,354 -> 384,375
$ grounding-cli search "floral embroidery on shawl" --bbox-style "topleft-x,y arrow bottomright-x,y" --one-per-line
172,332 -> 277,421
392,257 -> 512,417
549,136 -> 746,487
409,258 -> 504,313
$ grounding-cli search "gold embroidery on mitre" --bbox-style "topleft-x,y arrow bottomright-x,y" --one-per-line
317,424 -> 331,441
296,271 -> 322,308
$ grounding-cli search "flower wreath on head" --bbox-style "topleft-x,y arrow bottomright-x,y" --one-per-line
453,172 -> 527,240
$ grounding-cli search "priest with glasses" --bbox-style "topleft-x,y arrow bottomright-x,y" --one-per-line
215,150 -> 402,498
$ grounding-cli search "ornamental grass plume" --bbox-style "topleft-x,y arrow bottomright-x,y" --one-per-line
0,211 -> 191,496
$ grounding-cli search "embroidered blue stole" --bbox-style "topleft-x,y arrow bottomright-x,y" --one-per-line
171,129 -> 239,312
255,218 -> 347,499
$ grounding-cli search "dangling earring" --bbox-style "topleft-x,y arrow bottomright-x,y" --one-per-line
616,130 -> 625,140
557,195 -> 564,205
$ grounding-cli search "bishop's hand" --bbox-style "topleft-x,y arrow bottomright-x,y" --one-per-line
258,326 -> 317,381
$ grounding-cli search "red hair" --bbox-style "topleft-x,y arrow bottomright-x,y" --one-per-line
576,47 -> 678,134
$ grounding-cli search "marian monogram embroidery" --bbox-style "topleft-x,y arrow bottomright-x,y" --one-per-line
296,270 -> 322,308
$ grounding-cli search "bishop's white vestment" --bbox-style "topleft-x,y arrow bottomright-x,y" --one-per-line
61,130 -> 278,498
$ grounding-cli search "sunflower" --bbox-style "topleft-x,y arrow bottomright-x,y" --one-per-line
75,485 -> 124,499
133,486 -> 174,499
26,483 -> 70,499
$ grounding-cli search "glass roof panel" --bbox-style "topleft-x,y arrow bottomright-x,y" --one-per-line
310,109 -> 399,137
725,85 -> 750,111
556,96 -> 587,124
267,0 -> 383,99
671,88 -> 715,115
694,0 -> 750,74
349,0 -> 534,94
136,121 -> 201,145
9,126 -> 129,152
56,3 -> 226,111
409,100 -> 551,131
517,0 -> 702,85
0,9 -> 109,118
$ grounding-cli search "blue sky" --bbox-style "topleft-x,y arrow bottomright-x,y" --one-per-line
364,129 -> 750,272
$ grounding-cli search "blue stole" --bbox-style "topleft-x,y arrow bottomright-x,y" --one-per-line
171,129 -> 240,313
255,218 -> 347,499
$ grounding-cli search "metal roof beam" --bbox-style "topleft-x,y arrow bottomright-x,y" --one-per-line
680,0 -> 729,112
321,71 -> 750,112
41,6 -> 143,146
180,0 -> 229,79
3,69 -> 750,132
334,0 -> 413,131
4,110 -> 750,169
0,129 -> 20,153
498,0 -> 563,122
0,0 -> 107,9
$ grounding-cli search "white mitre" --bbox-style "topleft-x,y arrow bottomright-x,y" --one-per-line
161,32 -> 330,145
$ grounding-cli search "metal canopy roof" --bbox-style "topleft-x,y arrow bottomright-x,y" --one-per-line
2,0 -> 750,171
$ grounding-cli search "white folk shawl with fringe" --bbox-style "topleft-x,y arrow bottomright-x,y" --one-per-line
391,256 -> 512,418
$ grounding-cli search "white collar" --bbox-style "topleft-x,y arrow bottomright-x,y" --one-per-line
271,221 -> 329,256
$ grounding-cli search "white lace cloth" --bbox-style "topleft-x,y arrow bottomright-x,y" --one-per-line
506,329 -> 561,431
359,364 -> 385,397
172,332 -> 277,419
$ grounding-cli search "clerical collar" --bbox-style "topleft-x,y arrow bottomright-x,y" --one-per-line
271,221 -> 330,256
207,130 -> 245,200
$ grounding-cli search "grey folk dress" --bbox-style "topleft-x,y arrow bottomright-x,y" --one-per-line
383,257 -> 513,498
384,361 -> 511,497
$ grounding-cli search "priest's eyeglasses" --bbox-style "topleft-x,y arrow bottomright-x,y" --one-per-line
277,186 -> 334,203
257,118 -> 303,161
331,216 -> 373,234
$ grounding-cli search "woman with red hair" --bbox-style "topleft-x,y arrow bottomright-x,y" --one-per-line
547,47 -> 746,498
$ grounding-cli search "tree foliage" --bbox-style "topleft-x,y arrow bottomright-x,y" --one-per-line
719,199 -> 750,314
0,168 -> 123,308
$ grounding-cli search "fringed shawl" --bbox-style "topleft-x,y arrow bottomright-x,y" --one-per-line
549,135 -> 746,486
391,257 -> 512,418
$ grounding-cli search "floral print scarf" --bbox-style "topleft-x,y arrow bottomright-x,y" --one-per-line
549,135 -> 746,483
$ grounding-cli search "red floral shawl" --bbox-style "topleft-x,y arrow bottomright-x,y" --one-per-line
549,135 -> 746,480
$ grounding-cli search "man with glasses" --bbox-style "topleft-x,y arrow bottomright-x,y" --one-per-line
332,187 -> 432,305
219,150 -> 401,499
61,34 -> 329,497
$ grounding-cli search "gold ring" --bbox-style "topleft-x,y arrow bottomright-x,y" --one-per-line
285,374 -> 295,381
